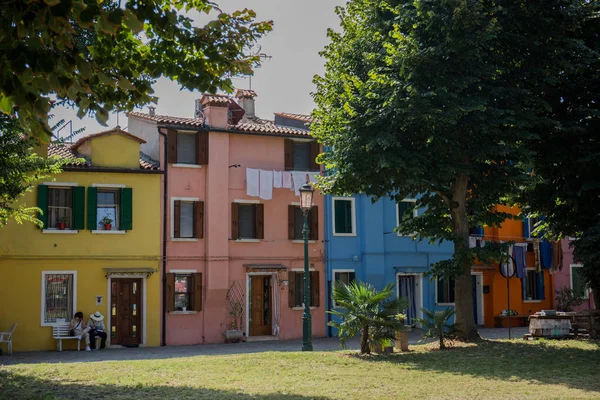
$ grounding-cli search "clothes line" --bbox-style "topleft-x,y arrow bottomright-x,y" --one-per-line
246,168 -> 320,199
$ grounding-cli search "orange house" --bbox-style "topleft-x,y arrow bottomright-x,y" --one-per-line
475,205 -> 554,328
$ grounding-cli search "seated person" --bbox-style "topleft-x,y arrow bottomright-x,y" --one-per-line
70,311 -> 91,351
87,311 -> 107,350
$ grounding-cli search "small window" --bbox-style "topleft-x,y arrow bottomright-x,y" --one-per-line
173,200 -> 204,239
174,275 -> 192,311
397,200 -> 417,223
179,202 -> 195,238
524,269 -> 545,300
571,265 -> 588,299
332,271 -> 356,307
437,278 -> 455,304
292,142 -> 311,170
42,272 -> 75,325
293,207 -> 304,240
97,189 -> 119,230
176,133 -> 197,164
239,204 -> 257,239
525,217 -> 539,239
290,271 -> 320,308
333,198 -> 355,235
47,187 -> 73,229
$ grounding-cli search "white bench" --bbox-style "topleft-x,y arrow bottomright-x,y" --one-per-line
52,324 -> 99,352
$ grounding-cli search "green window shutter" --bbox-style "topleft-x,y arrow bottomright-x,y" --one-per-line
120,187 -> 133,231
37,185 -> 48,229
72,187 -> 85,230
87,187 -> 97,230
334,200 -> 350,234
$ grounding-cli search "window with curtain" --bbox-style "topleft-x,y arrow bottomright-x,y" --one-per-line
43,273 -> 74,324
523,269 -> 545,300
47,187 -> 72,229
179,201 -> 195,238
174,275 -> 192,310
97,189 -> 119,230
176,132 -> 197,164
238,204 -> 257,239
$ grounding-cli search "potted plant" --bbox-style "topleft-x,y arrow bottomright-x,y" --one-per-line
224,300 -> 244,342
99,216 -> 113,230
57,217 -> 68,230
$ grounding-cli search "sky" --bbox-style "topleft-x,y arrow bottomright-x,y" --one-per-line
52,0 -> 346,138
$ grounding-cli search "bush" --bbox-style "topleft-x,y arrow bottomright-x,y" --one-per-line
415,308 -> 457,350
555,287 -> 584,312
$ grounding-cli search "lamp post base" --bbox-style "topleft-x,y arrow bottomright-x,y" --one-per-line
302,312 -> 312,351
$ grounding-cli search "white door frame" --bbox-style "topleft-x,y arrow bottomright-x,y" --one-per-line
395,273 -> 424,325
106,274 -> 148,347
245,272 -> 278,337
471,272 -> 484,326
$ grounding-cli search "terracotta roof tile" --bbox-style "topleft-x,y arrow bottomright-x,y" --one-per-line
274,112 -> 314,124
128,112 -> 311,137
235,89 -> 258,99
48,143 -> 160,170
71,128 -> 146,150
200,93 -> 231,107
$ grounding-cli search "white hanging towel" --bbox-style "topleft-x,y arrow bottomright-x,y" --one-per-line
273,170 -> 283,188
259,169 -> 273,200
246,168 -> 259,197
291,171 -> 308,195
308,171 -> 319,185
469,237 -> 477,249
282,171 -> 292,189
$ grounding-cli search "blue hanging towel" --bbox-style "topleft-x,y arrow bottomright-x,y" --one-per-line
540,241 -> 552,270
513,246 -> 525,279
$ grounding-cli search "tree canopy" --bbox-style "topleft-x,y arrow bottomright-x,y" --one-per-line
0,0 -> 272,139
312,0 -> 593,339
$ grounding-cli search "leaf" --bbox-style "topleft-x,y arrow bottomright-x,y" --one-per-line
95,108 -> 109,126
123,10 -> 144,34
0,95 -> 13,113
117,77 -> 135,91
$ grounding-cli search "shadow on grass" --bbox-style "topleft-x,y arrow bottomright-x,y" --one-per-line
351,339 -> 600,394
0,369 -> 330,400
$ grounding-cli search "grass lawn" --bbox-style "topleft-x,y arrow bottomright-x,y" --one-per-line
1,339 -> 599,399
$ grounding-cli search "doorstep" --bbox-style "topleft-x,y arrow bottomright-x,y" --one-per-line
246,335 -> 280,342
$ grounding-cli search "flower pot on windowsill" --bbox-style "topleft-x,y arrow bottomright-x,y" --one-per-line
103,224 -> 112,230
58,222 -> 67,230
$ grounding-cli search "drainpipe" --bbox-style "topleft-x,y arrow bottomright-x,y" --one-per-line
158,127 -> 168,347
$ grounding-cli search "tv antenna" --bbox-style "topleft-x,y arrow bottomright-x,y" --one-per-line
247,46 -> 272,90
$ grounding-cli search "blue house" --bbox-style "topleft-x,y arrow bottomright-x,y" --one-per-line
324,195 -> 456,335
272,111 -> 457,334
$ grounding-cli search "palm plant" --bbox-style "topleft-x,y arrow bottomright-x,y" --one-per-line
415,307 -> 457,350
328,280 -> 408,354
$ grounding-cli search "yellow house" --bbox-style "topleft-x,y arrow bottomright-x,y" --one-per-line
0,129 -> 162,352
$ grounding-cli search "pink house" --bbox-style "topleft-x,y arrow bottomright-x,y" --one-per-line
553,239 -> 595,311
127,90 -> 326,345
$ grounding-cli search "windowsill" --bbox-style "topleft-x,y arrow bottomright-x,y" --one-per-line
235,239 -> 260,243
292,306 -> 317,310
291,240 -> 316,244
91,230 -> 126,235
332,233 -> 357,237
523,300 -> 543,303
172,163 -> 202,169
169,311 -> 198,315
171,238 -> 199,242
436,303 -> 455,306
42,229 -> 78,234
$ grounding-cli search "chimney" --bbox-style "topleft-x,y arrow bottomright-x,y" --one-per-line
148,106 -> 156,116
235,89 -> 257,119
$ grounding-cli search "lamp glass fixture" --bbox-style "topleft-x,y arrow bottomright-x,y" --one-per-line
299,183 -> 314,212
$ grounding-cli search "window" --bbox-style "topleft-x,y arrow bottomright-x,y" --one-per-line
97,189 -> 119,230
167,131 -> 208,165
525,217 -> 539,239
166,272 -> 202,312
173,199 -> 204,239
232,202 -> 264,240
48,187 -> 73,229
436,278 -> 455,304
332,197 -> 355,236
288,205 -> 319,241
523,269 -> 545,301
87,187 -> 132,231
396,199 -> 417,236
571,265 -> 588,299
332,270 -> 356,307
288,270 -> 320,308
284,139 -> 319,171
42,272 -> 76,325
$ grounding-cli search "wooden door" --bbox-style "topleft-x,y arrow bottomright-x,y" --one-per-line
249,276 -> 272,336
110,278 -> 142,346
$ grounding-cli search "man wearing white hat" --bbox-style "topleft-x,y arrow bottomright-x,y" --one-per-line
87,311 -> 107,350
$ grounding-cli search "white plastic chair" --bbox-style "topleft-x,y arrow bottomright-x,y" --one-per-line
0,323 -> 16,355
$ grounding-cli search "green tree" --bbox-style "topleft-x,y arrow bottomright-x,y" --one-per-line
0,114 -> 70,227
415,308 -> 456,350
328,280 -> 407,354
518,2 -> 600,308
313,0 -> 588,340
0,0 -> 272,139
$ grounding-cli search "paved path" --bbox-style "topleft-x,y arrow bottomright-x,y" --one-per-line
0,327 -> 528,366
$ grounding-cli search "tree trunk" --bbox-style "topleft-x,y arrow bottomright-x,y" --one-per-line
439,333 -> 445,350
450,174 -> 480,341
361,326 -> 369,354
592,286 -> 600,310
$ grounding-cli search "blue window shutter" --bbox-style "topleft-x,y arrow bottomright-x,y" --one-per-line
522,275 -> 527,301
536,271 -> 545,300
523,218 -> 530,239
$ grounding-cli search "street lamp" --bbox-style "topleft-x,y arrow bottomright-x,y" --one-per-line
299,182 -> 315,351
